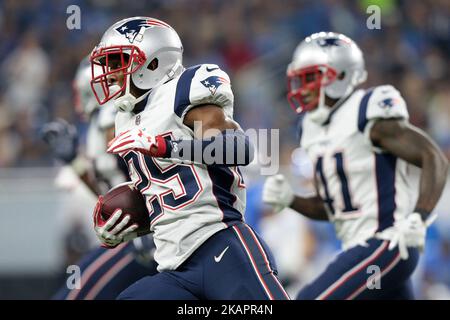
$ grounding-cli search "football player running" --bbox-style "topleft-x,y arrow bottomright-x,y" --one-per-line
263,32 -> 448,300
43,58 -> 158,300
90,17 -> 289,300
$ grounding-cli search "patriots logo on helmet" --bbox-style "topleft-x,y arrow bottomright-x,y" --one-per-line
200,76 -> 229,95
115,18 -> 170,43
378,98 -> 400,109
318,37 -> 349,47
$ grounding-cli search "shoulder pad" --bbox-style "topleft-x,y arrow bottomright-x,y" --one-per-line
174,64 -> 234,119
357,85 -> 408,133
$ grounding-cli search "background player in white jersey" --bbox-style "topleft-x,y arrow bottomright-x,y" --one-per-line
89,17 -> 289,300
263,32 -> 448,299
42,58 -> 158,299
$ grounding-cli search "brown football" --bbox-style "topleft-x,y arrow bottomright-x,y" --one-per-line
99,183 -> 151,236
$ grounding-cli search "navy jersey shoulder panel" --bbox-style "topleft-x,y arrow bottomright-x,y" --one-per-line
174,65 -> 202,117
357,88 -> 375,133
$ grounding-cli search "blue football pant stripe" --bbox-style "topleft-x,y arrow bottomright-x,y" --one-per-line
232,224 -> 290,300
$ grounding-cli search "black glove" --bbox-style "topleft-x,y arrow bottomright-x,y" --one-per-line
41,118 -> 79,163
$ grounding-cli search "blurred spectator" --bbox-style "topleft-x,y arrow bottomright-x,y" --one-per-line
1,30 -> 49,115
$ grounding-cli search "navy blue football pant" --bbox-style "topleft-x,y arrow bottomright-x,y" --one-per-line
117,223 -> 290,300
296,238 -> 419,300
53,239 -> 158,300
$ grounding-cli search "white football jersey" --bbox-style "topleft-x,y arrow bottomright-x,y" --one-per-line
299,85 -> 414,250
115,64 -> 246,271
86,105 -> 128,190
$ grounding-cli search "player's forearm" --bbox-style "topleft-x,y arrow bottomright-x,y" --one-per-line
78,170 -> 103,196
165,130 -> 255,166
371,120 -> 449,220
69,155 -> 102,196
414,144 -> 448,219
290,195 -> 329,221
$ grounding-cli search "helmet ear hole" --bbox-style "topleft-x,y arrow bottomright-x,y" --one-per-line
147,58 -> 158,71
337,71 -> 346,80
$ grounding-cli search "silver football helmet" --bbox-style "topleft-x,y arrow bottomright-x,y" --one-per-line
90,17 -> 184,112
74,57 -> 116,119
287,32 -> 367,123
74,57 -> 98,117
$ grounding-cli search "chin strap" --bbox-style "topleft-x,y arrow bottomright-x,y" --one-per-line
308,85 -> 331,124
309,85 -> 355,125
114,60 -> 184,113
114,91 -> 151,113
165,60 -> 184,82
113,70 -> 150,113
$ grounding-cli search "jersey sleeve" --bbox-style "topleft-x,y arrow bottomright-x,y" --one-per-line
366,85 -> 408,121
173,64 -> 234,123
357,85 -> 409,149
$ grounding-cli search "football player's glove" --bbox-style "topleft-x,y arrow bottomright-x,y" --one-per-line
262,174 -> 295,213
376,212 -> 436,260
106,128 -> 168,157
93,196 -> 138,249
41,119 -> 79,163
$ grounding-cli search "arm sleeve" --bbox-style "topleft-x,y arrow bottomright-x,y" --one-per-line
164,130 -> 255,166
